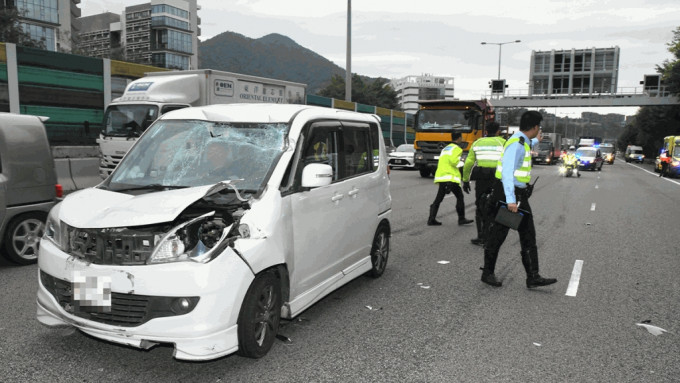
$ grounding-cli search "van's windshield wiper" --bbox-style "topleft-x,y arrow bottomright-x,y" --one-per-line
111,184 -> 189,193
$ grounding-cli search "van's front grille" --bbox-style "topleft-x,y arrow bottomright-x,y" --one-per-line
40,271 -> 199,327
65,225 -> 160,265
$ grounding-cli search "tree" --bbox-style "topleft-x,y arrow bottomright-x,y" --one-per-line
0,7 -> 46,49
619,26 -> 680,156
318,74 -> 399,110
657,26 -> 680,96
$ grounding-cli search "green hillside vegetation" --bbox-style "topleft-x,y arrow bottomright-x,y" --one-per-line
198,32 -> 346,94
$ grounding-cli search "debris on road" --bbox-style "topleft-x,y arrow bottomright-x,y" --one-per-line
417,283 -> 431,289
365,305 -> 383,311
437,260 -> 450,264
636,323 -> 669,336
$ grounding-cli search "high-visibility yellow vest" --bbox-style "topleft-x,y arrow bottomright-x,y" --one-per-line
434,143 -> 463,184
462,136 -> 506,181
495,137 -> 532,183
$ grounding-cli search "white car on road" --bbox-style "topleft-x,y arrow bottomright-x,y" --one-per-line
388,144 -> 416,169
37,104 -> 392,361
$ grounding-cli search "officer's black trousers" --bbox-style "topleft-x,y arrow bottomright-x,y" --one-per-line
431,182 -> 466,220
474,177 -> 495,240
483,179 -> 538,275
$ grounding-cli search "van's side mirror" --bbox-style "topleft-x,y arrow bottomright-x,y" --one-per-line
302,163 -> 333,188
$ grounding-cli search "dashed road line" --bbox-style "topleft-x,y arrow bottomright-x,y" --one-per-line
590,203 -> 596,211
566,260 -> 584,297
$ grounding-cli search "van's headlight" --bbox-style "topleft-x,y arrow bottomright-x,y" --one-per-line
44,203 -> 65,250
148,212 -> 229,264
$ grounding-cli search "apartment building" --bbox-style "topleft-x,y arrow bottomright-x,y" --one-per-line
76,0 -> 200,70
390,74 -> 455,114
4,0 -> 81,52
529,47 -> 620,96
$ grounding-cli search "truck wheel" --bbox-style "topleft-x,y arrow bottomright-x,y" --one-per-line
419,168 -> 431,178
2,212 -> 46,265
237,270 -> 281,358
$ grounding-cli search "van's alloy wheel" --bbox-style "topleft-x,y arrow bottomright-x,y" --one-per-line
3,212 -> 46,265
237,271 -> 281,358
368,224 -> 389,277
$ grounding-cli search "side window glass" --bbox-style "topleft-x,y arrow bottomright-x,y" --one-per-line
341,125 -> 370,178
301,124 -> 340,182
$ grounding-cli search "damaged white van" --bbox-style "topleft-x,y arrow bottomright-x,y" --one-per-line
37,104 -> 391,361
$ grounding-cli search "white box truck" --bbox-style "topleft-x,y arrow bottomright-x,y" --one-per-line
97,69 -> 307,178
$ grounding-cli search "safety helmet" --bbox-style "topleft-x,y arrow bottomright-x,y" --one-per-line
569,145 -> 576,150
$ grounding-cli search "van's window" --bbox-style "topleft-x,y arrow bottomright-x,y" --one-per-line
342,125 -> 371,177
107,119 -> 289,193
304,125 -> 340,181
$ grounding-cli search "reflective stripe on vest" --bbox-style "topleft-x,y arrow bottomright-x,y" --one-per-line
495,137 -> 532,183
471,137 -> 505,167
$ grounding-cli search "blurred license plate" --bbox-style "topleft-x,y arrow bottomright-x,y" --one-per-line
434,156 -> 440,160
394,159 -> 405,164
72,270 -> 112,312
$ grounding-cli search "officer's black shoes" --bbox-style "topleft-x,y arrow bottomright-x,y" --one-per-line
526,275 -> 557,288
458,218 -> 474,225
471,238 -> 484,246
427,219 -> 442,226
481,273 -> 502,287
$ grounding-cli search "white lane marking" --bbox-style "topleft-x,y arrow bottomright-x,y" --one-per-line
590,203 -> 596,211
566,260 -> 584,297
625,162 -> 680,185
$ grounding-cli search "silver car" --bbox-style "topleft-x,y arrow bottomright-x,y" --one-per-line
0,113 -> 60,265
388,144 -> 416,169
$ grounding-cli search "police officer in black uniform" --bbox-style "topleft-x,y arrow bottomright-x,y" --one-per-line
481,111 -> 557,289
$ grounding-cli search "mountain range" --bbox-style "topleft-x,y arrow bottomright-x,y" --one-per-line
198,32 -> 346,94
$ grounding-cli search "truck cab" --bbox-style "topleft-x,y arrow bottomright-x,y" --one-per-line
413,100 -> 494,177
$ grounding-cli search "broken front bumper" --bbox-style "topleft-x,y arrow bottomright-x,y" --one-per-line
36,239 -> 254,361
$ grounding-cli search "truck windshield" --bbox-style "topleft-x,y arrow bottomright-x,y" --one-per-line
107,119 -> 289,193
415,109 -> 479,132
103,105 -> 159,137
538,142 -> 551,150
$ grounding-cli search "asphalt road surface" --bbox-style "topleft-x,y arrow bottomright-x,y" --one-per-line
1,159 -> 678,382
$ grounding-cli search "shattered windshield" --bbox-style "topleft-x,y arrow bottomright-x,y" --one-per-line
107,119 -> 289,193
104,105 -> 159,137
415,109 -> 479,132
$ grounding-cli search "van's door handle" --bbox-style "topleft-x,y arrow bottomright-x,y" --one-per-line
348,188 -> 359,197
331,193 -> 344,202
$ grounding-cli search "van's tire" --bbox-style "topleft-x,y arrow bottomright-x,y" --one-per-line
237,270 -> 281,358
2,212 -> 46,265
419,168 -> 430,177
368,223 -> 390,278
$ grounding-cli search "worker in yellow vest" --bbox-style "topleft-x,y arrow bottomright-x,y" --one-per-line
427,132 -> 474,226
462,122 -> 505,246
482,111 -> 557,289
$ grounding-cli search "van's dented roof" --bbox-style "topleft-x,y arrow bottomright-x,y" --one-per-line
157,103 -> 381,124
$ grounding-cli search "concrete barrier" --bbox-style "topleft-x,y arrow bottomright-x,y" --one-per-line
52,146 -> 101,191
54,159 -> 76,191
69,158 -> 102,189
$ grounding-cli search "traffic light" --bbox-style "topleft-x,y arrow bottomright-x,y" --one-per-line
490,79 -> 506,94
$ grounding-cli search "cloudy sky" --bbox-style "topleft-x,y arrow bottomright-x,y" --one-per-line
81,0 -> 680,116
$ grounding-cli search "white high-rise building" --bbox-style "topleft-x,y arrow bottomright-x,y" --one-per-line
390,74 -> 455,114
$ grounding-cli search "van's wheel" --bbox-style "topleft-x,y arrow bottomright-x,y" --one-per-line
2,212 -> 46,265
237,270 -> 281,358
368,224 -> 390,277
419,168 -> 430,177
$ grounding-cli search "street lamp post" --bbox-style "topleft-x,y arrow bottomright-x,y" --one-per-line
480,40 -> 521,80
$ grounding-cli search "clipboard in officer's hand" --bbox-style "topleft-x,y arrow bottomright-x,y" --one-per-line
494,201 -> 530,230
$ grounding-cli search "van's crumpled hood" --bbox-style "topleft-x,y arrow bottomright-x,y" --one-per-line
59,184 -> 221,229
